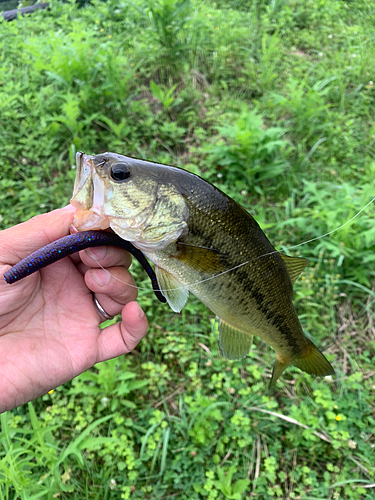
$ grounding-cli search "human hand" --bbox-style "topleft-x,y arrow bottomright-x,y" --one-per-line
0,207 -> 148,413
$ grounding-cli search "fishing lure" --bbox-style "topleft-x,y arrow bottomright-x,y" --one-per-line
3,230 -> 166,304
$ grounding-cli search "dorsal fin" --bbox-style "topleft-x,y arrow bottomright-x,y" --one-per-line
280,255 -> 309,285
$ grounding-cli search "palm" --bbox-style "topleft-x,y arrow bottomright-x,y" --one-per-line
0,208 -> 148,412
1,259 -> 100,398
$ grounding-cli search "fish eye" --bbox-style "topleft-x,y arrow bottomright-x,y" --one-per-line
110,163 -> 131,182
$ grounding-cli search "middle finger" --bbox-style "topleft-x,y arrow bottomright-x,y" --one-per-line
85,265 -> 138,305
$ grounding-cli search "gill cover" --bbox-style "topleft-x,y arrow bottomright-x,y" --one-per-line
71,152 -> 189,253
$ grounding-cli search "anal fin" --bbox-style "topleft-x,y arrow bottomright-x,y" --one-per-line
218,318 -> 253,360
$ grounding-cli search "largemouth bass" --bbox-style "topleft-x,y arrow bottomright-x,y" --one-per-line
71,152 -> 334,388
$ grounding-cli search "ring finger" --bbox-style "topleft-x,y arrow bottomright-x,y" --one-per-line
85,266 -> 138,320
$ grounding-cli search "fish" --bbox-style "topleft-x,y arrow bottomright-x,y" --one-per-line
70,151 -> 334,389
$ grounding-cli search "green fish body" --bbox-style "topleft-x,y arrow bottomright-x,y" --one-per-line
71,152 -> 334,388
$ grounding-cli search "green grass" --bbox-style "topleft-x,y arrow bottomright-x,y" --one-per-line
1,0 -> 375,498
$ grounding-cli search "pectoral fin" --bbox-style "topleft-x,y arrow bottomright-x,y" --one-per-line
174,242 -> 228,273
218,318 -> 253,360
280,255 -> 309,285
155,266 -> 189,313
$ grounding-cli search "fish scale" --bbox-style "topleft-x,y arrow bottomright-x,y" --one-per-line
70,151 -> 334,389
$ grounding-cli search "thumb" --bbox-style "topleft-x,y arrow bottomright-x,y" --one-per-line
0,207 -> 76,264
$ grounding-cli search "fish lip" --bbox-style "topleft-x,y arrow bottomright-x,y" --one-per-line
71,152 -> 94,210
71,152 -> 188,246
71,152 -> 111,230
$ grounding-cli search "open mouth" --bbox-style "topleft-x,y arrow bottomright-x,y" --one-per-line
71,152 -> 94,209
71,152 -> 111,231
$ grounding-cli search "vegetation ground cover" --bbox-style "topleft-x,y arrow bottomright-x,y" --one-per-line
0,0 -> 374,498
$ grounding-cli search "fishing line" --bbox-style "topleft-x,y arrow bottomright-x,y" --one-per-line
91,196 -> 375,294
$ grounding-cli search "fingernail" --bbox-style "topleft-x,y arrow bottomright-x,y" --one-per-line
90,269 -> 111,287
86,247 -> 107,261
137,304 -> 145,318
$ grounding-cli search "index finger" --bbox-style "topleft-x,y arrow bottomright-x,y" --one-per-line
80,246 -> 132,270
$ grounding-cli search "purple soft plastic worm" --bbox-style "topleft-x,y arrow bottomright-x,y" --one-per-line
3,230 -> 166,303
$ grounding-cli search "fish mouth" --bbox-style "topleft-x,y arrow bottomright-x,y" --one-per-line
70,152 -> 111,231
70,152 -> 188,251
71,152 -> 93,210
70,151 -> 154,235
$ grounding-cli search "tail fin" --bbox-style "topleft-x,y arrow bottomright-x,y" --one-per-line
269,358 -> 291,391
293,339 -> 334,377
269,339 -> 334,391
